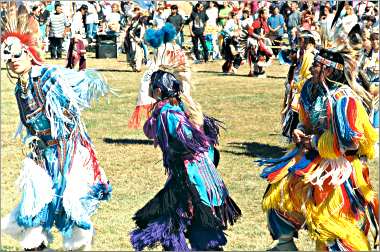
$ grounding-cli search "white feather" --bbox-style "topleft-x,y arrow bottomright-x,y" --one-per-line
305,157 -> 352,188
63,225 -> 93,251
16,158 -> 55,218
1,208 -> 49,249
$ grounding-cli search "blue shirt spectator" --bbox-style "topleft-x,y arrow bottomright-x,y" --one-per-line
268,7 -> 285,36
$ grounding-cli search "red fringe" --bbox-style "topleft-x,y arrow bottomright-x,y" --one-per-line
81,138 -> 101,182
128,104 -> 153,129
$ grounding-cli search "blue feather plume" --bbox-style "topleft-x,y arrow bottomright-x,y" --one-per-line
162,23 -> 177,44
144,28 -> 164,48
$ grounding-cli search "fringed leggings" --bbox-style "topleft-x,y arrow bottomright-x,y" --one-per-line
263,174 -> 378,251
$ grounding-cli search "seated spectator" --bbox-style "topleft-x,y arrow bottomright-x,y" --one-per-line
106,3 -> 122,36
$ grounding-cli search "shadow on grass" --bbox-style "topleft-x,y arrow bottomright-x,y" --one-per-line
96,68 -> 134,73
196,70 -> 251,77
222,141 -> 287,159
196,70 -> 286,79
267,75 -> 286,79
103,138 -> 153,145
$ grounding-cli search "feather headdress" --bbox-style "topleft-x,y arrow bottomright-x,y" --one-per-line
1,3 -> 43,66
128,23 -> 192,128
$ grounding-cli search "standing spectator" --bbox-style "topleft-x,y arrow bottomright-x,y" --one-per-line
46,2 -> 69,59
341,3 -> 358,35
36,2 -> 50,52
31,5 -> 41,23
189,2 -> 209,63
206,1 -> 219,28
355,0 -> 374,17
267,5 -> 285,56
71,4 -> 88,37
85,1 -> 100,42
241,9 -> 253,30
166,5 -> 184,48
286,1 -> 301,48
319,4 -> 334,48
125,12 -> 146,72
152,5 -> 167,29
0,2 -> 7,24
250,0 -> 260,18
121,0 -> 134,18
42,0 -> 54,14
219,1 -> 232,27
206,1 -> 221,59
66,34 -> 88,71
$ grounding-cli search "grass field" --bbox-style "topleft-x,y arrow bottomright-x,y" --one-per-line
1,54 -> 378,251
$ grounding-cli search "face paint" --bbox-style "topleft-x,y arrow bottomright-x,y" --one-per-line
3,37 -> 32,75
2,37 -> 26,61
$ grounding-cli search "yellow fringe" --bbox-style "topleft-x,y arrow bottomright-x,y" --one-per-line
266,173 -> 372,250
317,130 -> 340,159
355,100 -> 378,160
262,176 -> 295,212
351,157 -> 376,203
304,188 -> 371,251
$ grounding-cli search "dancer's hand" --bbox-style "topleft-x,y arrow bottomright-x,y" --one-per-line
300,135 -> 312,151
292,129 -> 305,144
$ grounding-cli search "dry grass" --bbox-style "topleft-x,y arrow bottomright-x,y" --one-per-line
1,54 -> 378,251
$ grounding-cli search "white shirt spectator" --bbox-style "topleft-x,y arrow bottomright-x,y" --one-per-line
153,11 -> 167,29
206,6 -> 219,27
355,0 -> 374,16
341,13 -> 358,34
71,11 -> 85,36
86,2 -> 99,24
241,17 -> 253,30
223,19 -> 240,36
107,12 -> 120,23
101,2 -> 112,19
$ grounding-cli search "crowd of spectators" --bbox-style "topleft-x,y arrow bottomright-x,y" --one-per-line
1,1 -> 378,70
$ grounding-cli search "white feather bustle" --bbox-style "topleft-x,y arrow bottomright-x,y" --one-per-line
63,225 -> 94,251
16,158 -> 55,218
1,209 -> 49,249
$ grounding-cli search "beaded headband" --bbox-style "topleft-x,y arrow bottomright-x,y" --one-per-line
315,55 -> 344,71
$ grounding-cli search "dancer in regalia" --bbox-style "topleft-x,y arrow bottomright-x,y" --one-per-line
129,24 -> 241,252
128,23 -> 191,129
1,6 -> 112,251
259,6 -> 378,250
